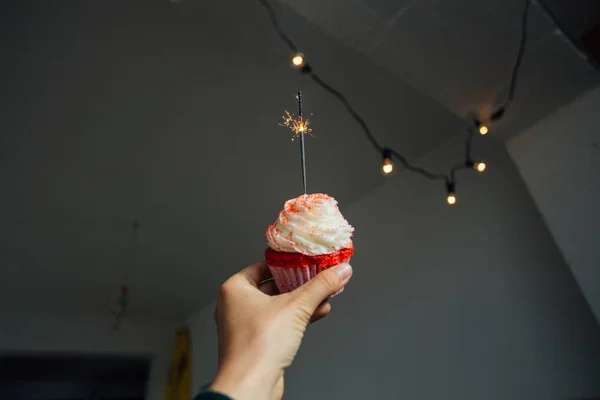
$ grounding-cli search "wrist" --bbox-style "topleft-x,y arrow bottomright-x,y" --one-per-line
210,359 -> 278,400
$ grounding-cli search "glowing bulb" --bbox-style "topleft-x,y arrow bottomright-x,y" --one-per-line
292,54 -> 305,67
475,162 -> 486,172
479,125 -> 489,135
381,148 -> 394,175
447,194 -> 456,205
381,160 -> 394,175
382,158 -> 394,175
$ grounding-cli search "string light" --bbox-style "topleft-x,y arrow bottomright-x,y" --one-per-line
257,0 -> 532,205
446,182 -> 457,205
465,160 -> 486,173
382,161 -> 394,175
292,53 -> 305,67
474,118 -> 489,135
382,148 -> 394,175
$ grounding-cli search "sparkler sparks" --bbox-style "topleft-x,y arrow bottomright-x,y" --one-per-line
279,110 -> 313,140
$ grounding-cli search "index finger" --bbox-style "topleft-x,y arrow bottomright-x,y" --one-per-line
236,260 -> 272,287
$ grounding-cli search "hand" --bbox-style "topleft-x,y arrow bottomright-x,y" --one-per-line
209,261 -> 353,400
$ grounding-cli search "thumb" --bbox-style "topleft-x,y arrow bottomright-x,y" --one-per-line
292,263 -> 353,311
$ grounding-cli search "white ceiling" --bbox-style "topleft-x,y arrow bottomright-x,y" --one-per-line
279,0 -> 600,135
0,0 -> 598,323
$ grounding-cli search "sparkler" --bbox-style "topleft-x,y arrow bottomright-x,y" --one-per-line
279,91 -> 311,194
279,112 -> 313,138
298,91 -> 306,194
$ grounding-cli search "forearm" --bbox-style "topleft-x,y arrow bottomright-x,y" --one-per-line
208,359 -> 280,400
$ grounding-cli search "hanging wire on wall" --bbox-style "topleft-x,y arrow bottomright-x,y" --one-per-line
111,220 -> 140,330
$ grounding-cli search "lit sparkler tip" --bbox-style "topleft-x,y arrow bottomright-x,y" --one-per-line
279,110 -> 313,139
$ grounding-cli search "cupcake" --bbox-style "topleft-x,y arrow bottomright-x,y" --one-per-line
265,193 -> 354,296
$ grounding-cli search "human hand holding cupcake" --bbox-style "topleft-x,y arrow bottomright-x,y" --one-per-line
204,94 -> 355,400
265,193 -> 354,296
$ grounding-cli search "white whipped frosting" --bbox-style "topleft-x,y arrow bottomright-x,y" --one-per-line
266,193 -> 354,255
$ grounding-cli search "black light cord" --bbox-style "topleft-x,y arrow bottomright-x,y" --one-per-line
390,148 -> 449,182
307,71 -> 383,153
485,0 -> 531,123
257,0 -> 532,202
256,0 -> 299,53
508,0 -> 531,106
465,127 -> 475,161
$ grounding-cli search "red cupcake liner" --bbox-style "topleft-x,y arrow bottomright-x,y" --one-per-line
265,247 -> 354,268
268,259 -> 351,297
265,247 -> 353,297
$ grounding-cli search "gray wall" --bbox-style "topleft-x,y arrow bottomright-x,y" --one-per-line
188,136 -> 600,399
187,304 -> 218,395
507,86 -> 600,324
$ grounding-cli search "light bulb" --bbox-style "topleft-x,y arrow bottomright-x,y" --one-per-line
292,54 -> 305,67
446,182 -> 456,205
479,125 -> 489,135
475,162 -> 486,172
447,194 -> 456,205
382,158 -> 394,174
381,148 -> 394,175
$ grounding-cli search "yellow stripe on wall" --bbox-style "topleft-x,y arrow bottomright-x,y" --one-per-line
164,327 -> 192,400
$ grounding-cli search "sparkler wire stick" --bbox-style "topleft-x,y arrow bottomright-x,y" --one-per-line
298,90 -> 307,194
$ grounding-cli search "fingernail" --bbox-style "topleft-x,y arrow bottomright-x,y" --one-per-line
334,263 -> 352,280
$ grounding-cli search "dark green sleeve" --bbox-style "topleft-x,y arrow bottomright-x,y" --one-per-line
193,391 -> 232,400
